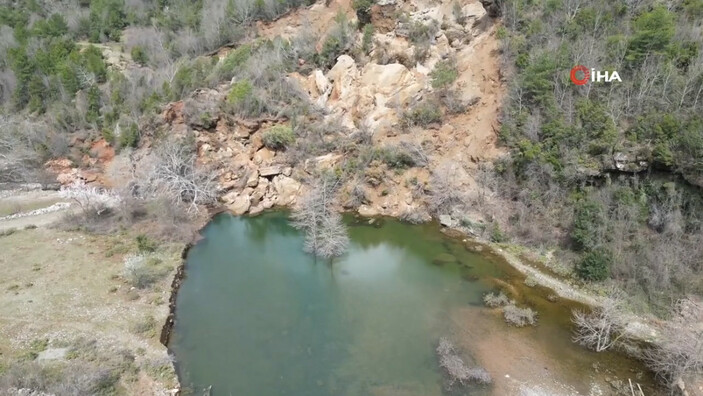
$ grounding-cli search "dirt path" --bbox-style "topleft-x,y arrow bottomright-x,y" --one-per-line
0,189 -> 74,232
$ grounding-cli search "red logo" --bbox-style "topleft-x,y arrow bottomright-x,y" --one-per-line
570,65 -> 590,85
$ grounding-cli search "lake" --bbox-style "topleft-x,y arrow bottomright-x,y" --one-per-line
169,211 -> 659,395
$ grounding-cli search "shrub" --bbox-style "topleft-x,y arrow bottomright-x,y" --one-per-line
407,19 -> 438,45
317,14 -> 350,67
123,254 -> 167,289
377,145 -> 418,169
362,24 -> 374,53
483,292 -> 510,308
402,102 -> 442,127
644,298 -> 703,388
0,228 -> 18,237
524,276 -> 537,287
136,234 -> 157,253
430,59 -> 458,90
226,79 -> 263,116
576,248 -> 612,281
88,0 -> 126,42
118,123 -> 139,149
0,360 -> 121,395
626,7 -> 675,65
130,45 -> 148,66
575,99 -> 617,154
503,303 -> 537,326
571,199 -> 605,251
59,180 -> 121,218
219,44 -> 252,78
352,0 -> 374,26
130,315 -> 157,337
521,54 -> 557,106
489,223 -> 508,243
227,79 -> 253,105
436,337 -> 492,387
85,85 -> 102,125
261,125 -> 295,150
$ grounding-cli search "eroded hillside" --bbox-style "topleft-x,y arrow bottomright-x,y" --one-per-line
53,0 -> 504,225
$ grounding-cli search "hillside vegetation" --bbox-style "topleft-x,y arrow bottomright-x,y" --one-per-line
486,0 -> 703,314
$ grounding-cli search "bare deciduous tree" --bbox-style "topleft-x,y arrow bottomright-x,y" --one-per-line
291,176 -> 349,259
132,138 -> 217,213
60,180 -> 122,217
428,162 -> 467,215
0,117 -> 40,184
572,292 -> 626,352
644,298 -> 703,388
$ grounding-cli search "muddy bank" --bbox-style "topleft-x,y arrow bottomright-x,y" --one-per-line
159,207 -> 228,348
160,243 -> 191,347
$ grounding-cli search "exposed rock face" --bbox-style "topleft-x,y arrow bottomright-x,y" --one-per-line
601,148 -> 650,173
301,54 -> 426,133
52,0 -> 504,221
611,151 -> 649,173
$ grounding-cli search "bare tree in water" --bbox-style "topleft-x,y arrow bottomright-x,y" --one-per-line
572,291 -> 626,352
291,176 -> 349,259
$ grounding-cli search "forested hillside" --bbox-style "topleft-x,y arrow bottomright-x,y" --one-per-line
489,0 -> 703,314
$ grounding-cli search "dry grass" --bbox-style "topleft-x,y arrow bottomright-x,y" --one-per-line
0,227 -> 181,394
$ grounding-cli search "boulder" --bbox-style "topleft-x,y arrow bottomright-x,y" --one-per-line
358,205 -> 379,217
360,63 -> 415,98
439,214 -> 454,227
262,197 -> 275,209
228,193 -> 251,215
314,70 -> 331,95
246,170 -> 259,187
272,175 -> 301,206
249,204 -> 265,216
463,2 -> 488,21
253,148 -> 275,164
260,165 -> 284,177
250,132 -> 264,152
183,89 -> 222,129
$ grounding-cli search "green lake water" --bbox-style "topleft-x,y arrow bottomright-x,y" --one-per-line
170,211 -> 659,396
